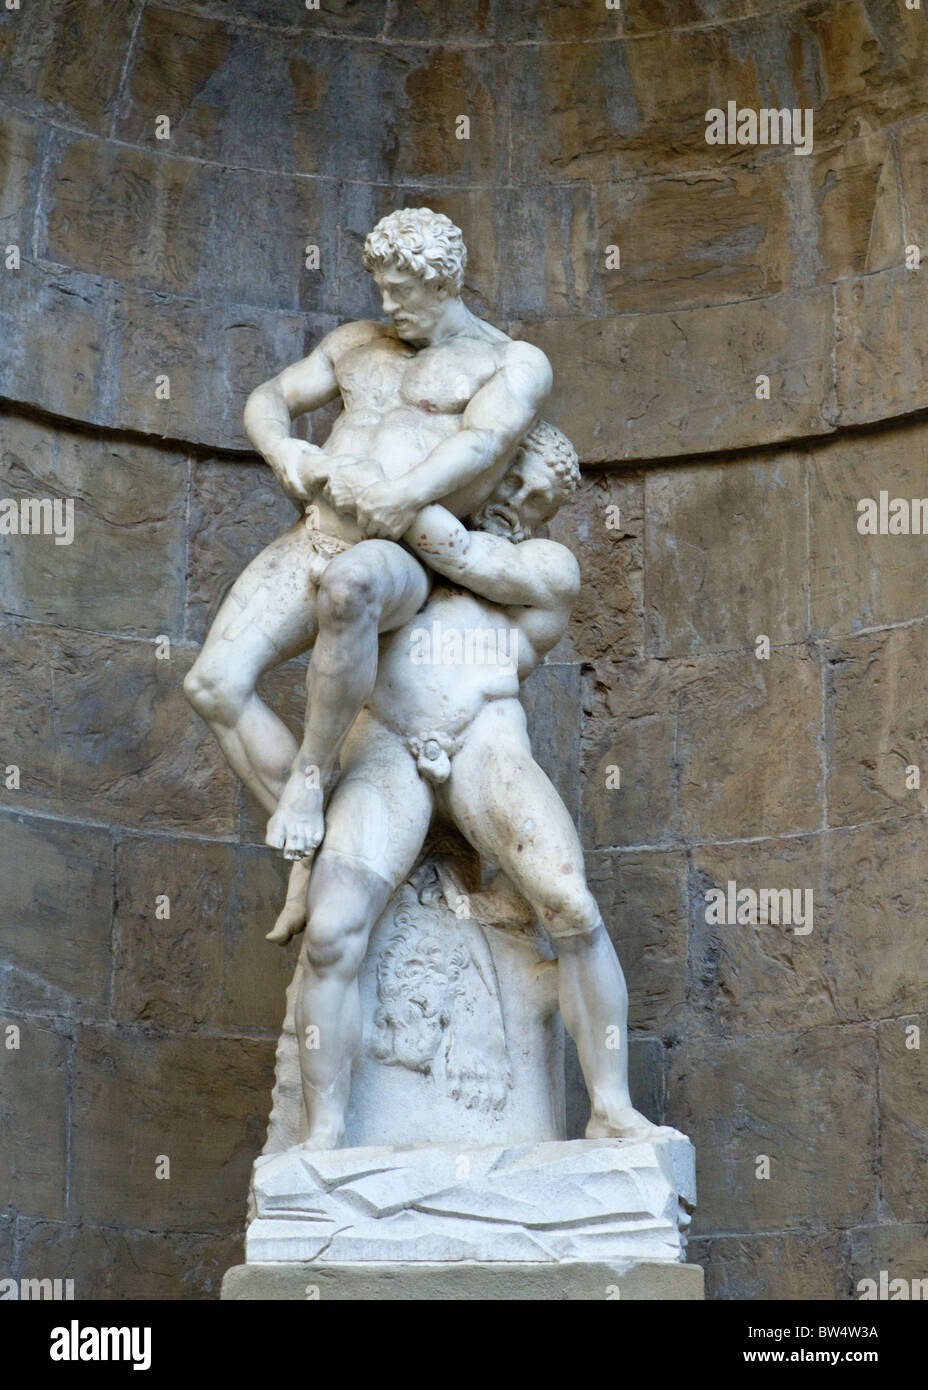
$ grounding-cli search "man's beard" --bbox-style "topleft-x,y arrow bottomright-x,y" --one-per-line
471,501 -> 526,542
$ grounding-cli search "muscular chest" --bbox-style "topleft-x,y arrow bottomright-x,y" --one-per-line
336,339 -> 415,413
400,340 -> 498,414
337,337 -> 497,417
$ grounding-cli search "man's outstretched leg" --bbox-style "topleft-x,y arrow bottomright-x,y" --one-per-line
267,540 -> 430,859
294,716 -> 434,1145
443,699 -> 673,1142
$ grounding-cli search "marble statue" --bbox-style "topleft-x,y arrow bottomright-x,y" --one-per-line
185,208 -> 700,1298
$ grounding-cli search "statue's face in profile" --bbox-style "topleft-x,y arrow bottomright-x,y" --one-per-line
475,450 -> 558,541
373,263 -> 449,342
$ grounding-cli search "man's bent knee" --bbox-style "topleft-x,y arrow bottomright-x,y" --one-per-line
318,555 -> 385,628
536,886 -> 602,944
183,661 -> 249,727
303,909 -> 369,976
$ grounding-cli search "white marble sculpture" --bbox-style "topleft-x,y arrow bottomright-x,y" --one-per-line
184,209 -> 699,1297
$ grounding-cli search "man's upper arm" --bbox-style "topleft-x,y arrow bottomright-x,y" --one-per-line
461,341 -> 553,450
511,542 -> 579,658
273,321 -> 383,418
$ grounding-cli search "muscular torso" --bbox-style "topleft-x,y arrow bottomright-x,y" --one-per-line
368,588 -> 534,740
312,322 -> 514,540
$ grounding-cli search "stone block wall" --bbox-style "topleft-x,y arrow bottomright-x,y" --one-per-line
1,0 -> 926,1299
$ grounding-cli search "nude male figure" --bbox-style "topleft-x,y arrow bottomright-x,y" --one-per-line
184,208 -> 551,861
274,427 -> 669,1150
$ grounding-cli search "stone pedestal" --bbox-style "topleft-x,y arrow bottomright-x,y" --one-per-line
246,1134 -> 695,1265
222,1260 -> 704,1301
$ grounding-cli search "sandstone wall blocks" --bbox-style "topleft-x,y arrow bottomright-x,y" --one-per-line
848,1221 -> 928,1295
592,163 -> 794,315
113,832 -> 299,1035
0,618 -> 239,836
185,456 -> 301,646
0,259 -> 108,425
519,661 -> 582,823
689,1229 -> 849,1300
673,646 -> 822,843
0,809 -> 114,1019
667,1025 -> 878,1234
877,1013 -> 928,1224
116,10 -> 510,186
0,0 -> 140,136
15,1219 -> 243,1301
835,266 -> 928,427
809,419 -> 928,636
897,112 -> 928,252
0,1014 -> 70,1222
40,132 -> 341,315
509,2 -> 928,183
825,631 -> 928,828
547,470 -> 644,664
70,1026 -> 275,1231
686,835 -> 834,1037
176,0 -> 388,39
0,105 -> 44,248
644,450 -> 809,657
0,411 -> 188,637
581,657 -> 680,849
586,847 -> 688,1037
517,287 -> 836,464
105,285 -> 320,451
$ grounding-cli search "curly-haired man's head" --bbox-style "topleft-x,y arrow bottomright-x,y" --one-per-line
472,421 -> 580,541
363,208 -> 467,292
363,208 -> 468,343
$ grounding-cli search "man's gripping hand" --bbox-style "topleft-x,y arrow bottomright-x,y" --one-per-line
354,477 -> 419,539
323,457 -> 385,517
265,438 -> 329,501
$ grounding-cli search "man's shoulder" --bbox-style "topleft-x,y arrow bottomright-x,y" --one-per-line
514,538 -> 580,603
496,338 -> 553,390
321,319 -> 391,358
462,322 -> 550,371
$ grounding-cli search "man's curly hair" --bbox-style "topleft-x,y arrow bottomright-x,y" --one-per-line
363,208 -> 467,294
518,420 -> 581,506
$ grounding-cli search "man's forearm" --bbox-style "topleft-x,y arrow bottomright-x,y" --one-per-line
416,526 -> 554,609
395,428 -> 499,510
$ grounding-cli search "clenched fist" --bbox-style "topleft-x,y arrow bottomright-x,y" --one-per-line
266,439 -> 329,501
354,478 -> 419,539
323,457 -> 385,517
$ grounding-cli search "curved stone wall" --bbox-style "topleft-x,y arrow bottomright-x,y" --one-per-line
2,0 -> 927,1301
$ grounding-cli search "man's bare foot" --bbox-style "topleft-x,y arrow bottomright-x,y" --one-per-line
266,772 -> 325,860
586,1105 -> 682,1143
266,857 -> 312,945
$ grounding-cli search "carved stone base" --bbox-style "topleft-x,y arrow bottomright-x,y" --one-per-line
221,1258 -> 704,1301
244,1134 -> 696,1268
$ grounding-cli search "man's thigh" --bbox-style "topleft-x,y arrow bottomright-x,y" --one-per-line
323,539 -> 431,634
319,713 -> 435,887
200,520 -> 322,668
441,701 -> 591,912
